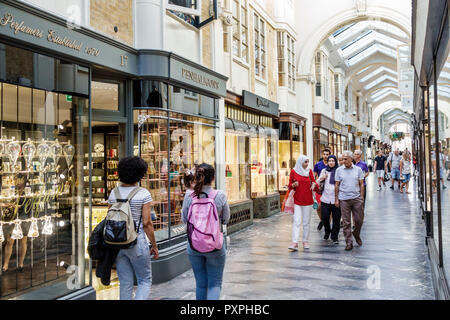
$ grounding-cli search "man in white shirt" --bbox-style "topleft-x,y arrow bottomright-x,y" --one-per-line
388,149 -> 402,190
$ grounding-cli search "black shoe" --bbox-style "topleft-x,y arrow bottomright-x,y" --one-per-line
317,221 -> 324,230
352,231 -> 362,246
324,233 -> 330,240
390,185 -> 394,190
333,240 -> 339,245
18,267 -> 24,273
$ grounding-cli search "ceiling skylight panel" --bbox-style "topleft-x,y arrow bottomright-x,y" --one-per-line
364,74 -> 397,90
359,67 -> 396,83
371,88 -> 398,99
356,66 -> 372,75
333,21 -> 369,46
371,91 -> 400,102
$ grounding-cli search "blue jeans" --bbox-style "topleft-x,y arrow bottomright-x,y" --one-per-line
187,243 -> 226,300
391,168 -> 401,180
402,173 -> 411,183
115,234 -> 152,300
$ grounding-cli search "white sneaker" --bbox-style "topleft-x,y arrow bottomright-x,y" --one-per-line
377,186 -> 381,191
303,242 -> 310,249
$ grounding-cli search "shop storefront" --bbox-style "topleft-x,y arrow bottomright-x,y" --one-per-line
313,113 -> 346,163
225,91 -> 280,219
277,113 -> 306,200
0,0 -> 227,299
346,125 -> 356,152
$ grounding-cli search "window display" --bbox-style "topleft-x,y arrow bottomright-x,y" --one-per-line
0,82 -> 88,299
136,108 -> 217,242
278,121 -> 304,191
266,128 -> 278,195
225,128 -> 250,203
250,126 -> 266,197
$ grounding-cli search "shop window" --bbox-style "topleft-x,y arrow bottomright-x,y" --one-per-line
254,13 -> 266,79
278,122 -> 291,191
334,74 -> 340,109
133,80 -> 168,109
266,129 -> 278,195
277,32 -> 285,86
0,82 -> 89,299
91,81 -> 119,111
135,110 -> 217,241
250,127 -> 266,197
315,52 -> 321,96
287,34 -> 295,91
232,0 -> 249,62
225,130 -> 250,203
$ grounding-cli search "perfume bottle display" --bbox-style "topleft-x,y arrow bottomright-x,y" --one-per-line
51,139 -> 63,170
6,137 -> 21,172
37,139 -> 51,170
11,220 -> 23,240
27,219 -> 39,238
63,140 -> 75,167
22,138 -> 36,170
42,216 -> 53,235
0,224 -> 4,243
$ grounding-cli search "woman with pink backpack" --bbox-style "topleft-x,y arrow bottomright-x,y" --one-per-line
182,163 -> 230,300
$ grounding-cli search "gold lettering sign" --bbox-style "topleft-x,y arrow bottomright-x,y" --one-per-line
333,123 -> 342,131
120,55 -> 128,67
0,12 -> 43,38
181,68 -> 219,90
0,11 -> 102,57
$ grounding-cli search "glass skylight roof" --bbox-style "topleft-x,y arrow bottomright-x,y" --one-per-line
371,87 -> 399,100
356,66 -> 372,75
364,74 -> 397,90
341,31 -> 404,58
371,90 -> 400,103
347,43 -> 397,67
359,66 -> 397,83
332,21 -> 408,47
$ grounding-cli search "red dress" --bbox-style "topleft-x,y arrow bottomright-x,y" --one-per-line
288,169 -> 320,206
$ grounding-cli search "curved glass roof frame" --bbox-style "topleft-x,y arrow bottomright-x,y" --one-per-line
359,66 -> 397,83
347,43 -> 397,67
371,90 -> 400,102
364,74 -> 398,90
341,31 -> 405,59
371,87 -> 399,100
332,21 -> 408,47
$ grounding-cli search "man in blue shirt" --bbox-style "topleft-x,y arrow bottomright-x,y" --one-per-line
353,150 -> 369,206
313,148 -> 330,230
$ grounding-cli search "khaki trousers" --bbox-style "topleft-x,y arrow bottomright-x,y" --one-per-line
340,196 -> 364,245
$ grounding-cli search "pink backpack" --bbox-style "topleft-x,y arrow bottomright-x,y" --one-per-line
187,190 -> 223,253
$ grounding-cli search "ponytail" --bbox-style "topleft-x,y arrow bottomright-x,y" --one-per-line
193,163 -> 215,197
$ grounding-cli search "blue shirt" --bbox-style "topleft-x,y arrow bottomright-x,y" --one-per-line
335,164 -> 364,200
314,160 -> 327,177
355,161 -> 369,185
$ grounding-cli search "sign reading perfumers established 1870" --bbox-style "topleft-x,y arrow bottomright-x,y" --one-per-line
0,4 -> 138,74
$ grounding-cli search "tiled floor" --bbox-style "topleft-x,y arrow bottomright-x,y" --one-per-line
98,174 -> 435,300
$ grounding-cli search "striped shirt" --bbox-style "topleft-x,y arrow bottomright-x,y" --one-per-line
107,186 -> 152,233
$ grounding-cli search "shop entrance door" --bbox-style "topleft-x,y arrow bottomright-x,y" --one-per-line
88,120 -> 126,296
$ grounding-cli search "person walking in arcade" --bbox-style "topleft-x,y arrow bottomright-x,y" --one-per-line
288,155 -> 320,251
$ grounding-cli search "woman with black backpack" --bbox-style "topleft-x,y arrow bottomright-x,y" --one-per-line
182,163 -> 230,300
107,157 -> 159,300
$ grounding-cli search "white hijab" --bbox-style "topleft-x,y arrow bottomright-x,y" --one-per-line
293,155 -> 310,177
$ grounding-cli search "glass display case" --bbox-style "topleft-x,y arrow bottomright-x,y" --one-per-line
136,109 -> 217,242
250,126 -> 267,197
266,128 -> 279,195
278,121 -> 304,192
225,125 -> 250,204
0,82 -> 88,299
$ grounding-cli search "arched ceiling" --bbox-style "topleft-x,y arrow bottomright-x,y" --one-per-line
317,17 -> 412,135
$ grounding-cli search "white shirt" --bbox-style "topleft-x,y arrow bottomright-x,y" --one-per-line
319,168 -> 335,204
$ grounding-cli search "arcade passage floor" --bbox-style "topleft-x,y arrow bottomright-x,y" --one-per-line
98,175 -> 435,300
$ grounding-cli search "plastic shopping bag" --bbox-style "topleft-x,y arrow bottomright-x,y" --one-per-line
281,190 -> 295,214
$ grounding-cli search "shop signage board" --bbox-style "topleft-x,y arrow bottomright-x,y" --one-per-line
242,90 -> 279,117
170,56 -> 227,97
0,2 -> 138,74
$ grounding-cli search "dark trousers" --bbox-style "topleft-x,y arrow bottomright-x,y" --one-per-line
321,202 -> 341,241
340,197 -> 364,245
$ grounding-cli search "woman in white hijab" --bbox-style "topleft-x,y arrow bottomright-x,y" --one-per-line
288,155 -> 319,250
